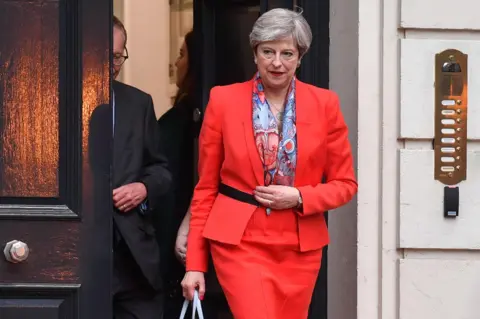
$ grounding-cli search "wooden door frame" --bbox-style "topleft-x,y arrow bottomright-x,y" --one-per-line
0,0 -> 112,317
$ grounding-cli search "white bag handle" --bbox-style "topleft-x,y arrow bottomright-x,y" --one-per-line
179,290 -> 204,319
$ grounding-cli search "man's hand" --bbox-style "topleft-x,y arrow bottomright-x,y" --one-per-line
113,182 -> 147,213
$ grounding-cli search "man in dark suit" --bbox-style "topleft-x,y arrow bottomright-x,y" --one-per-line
111,16 -> 171,319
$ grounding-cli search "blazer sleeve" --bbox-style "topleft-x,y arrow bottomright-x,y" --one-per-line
140,95 -> 172,212
297,92 -> 357,216
186,87 -> 224,273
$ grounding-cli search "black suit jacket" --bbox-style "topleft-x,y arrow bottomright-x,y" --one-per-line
90,80 -> 171,291
155,96 -> 196,279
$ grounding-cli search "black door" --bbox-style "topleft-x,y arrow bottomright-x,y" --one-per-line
0,0 -> 112,318
193,0 -> 329,318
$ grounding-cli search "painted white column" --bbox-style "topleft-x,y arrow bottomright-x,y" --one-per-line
379,0 -> 402,318
327,0 -> 359,317
329,0 -> 397,317
356,0 -> 383,317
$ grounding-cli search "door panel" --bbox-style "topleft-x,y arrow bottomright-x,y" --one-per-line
0,0 -> 111,318
0,0 -> 60,199
214,4 -> 259,85
0,284 -> 79,319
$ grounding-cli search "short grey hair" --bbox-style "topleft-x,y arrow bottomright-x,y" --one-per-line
249,8 -> 312,58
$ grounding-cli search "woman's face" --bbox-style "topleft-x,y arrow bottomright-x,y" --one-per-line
254,36 -> 299,91
175,41 -> 189,88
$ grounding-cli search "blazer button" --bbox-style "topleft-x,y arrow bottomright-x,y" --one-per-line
193,108 -> 202,122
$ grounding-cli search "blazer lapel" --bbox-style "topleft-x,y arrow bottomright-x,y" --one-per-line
112,81 -> 129,185
294,80 -> 314,186
241,80 -> 264,186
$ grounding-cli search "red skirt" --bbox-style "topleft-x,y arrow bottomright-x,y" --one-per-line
209,207 -> 322,319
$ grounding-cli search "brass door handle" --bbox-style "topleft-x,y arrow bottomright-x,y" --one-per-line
3,240 -> 29,263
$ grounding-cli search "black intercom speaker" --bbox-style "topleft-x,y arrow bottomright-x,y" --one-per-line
444,186 -> 459,218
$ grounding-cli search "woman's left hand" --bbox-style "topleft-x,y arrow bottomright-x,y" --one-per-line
254,185 -> 300,210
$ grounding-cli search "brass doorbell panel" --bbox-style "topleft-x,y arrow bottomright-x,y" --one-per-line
434,49 -> 468,185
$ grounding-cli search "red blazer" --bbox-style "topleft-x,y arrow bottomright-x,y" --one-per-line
186,79 -> 357,272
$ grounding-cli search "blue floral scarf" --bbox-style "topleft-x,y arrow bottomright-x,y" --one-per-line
252,72 -> 297,187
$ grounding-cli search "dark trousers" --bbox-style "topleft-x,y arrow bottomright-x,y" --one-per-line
113,239 -> 163,319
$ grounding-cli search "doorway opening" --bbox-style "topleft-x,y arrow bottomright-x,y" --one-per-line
113,0 -> 330,318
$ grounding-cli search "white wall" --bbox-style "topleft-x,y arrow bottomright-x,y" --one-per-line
335,0 -> 480,318
397,1 -> 480,318
113,0 -> 170,118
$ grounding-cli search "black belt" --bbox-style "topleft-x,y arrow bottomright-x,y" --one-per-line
218,183 -> 259,206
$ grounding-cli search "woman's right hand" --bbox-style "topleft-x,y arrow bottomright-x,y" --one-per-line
174,233 -> 188,265
181,271 -> 206,301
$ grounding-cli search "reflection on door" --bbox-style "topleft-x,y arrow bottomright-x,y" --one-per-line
0,2 -> 59,197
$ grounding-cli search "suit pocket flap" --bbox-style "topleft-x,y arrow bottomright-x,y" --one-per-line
138,221 -> 156,236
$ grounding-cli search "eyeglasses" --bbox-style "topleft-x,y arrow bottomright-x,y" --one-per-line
113,47 -> 129,66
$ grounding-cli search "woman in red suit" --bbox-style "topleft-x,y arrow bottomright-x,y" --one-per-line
182,8 -> 357,318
